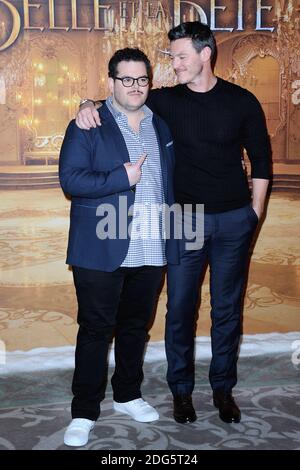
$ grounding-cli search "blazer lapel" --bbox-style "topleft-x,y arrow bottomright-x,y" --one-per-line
98,104 -> 130,163
97,106 -> 168,200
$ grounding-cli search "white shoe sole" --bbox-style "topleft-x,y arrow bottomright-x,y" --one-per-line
64,422 -> 95,447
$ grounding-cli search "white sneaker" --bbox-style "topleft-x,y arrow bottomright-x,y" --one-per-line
113,398 -> 159,422
64,418 -> 95,447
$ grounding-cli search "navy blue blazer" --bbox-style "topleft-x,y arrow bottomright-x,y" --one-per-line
59,103 -> 179,272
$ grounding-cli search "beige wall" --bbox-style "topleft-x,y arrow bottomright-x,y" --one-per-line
0,189 -> 299,351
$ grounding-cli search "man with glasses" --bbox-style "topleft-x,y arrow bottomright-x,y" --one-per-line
59,47 -> 178,447
76,22 -> 271,427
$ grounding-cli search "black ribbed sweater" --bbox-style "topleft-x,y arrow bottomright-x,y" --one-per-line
146,78 -> 271,213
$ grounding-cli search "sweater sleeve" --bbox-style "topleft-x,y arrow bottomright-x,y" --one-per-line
241,91 -> 271,179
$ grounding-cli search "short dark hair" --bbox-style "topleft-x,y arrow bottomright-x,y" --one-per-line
108,48 -> 152,79
168,22 -> 216,62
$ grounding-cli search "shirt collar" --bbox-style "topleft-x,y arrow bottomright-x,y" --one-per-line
106,96 -> 153,123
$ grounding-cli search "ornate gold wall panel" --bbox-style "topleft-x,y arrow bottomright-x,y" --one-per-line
0,0 -> 299,166
0,1 -> 299,350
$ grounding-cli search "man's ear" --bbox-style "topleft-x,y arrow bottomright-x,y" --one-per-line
200,46 -> 212,63
108,77 -> 114,94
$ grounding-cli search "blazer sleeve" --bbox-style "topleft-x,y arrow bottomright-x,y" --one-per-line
59,120 -> 130,198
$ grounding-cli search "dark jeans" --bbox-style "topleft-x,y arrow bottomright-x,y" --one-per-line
165,204 -> 258,396
71,265 -> 164,420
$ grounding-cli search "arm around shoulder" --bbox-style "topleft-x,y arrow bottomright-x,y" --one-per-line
76,100 -> 101,129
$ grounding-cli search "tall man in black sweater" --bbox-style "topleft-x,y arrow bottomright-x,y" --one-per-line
76,22 -> 271,425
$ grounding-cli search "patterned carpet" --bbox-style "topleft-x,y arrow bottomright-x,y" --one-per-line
0,353 -> 299,451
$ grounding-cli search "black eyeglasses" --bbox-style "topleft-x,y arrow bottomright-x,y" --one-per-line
114,76 -> 150,87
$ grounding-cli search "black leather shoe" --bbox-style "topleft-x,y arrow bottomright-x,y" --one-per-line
173,394 -> 197,423
213,390 -> 241,423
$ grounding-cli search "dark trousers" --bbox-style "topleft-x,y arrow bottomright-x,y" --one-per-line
71,265 -> 164,420
165,204 -> 258,396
